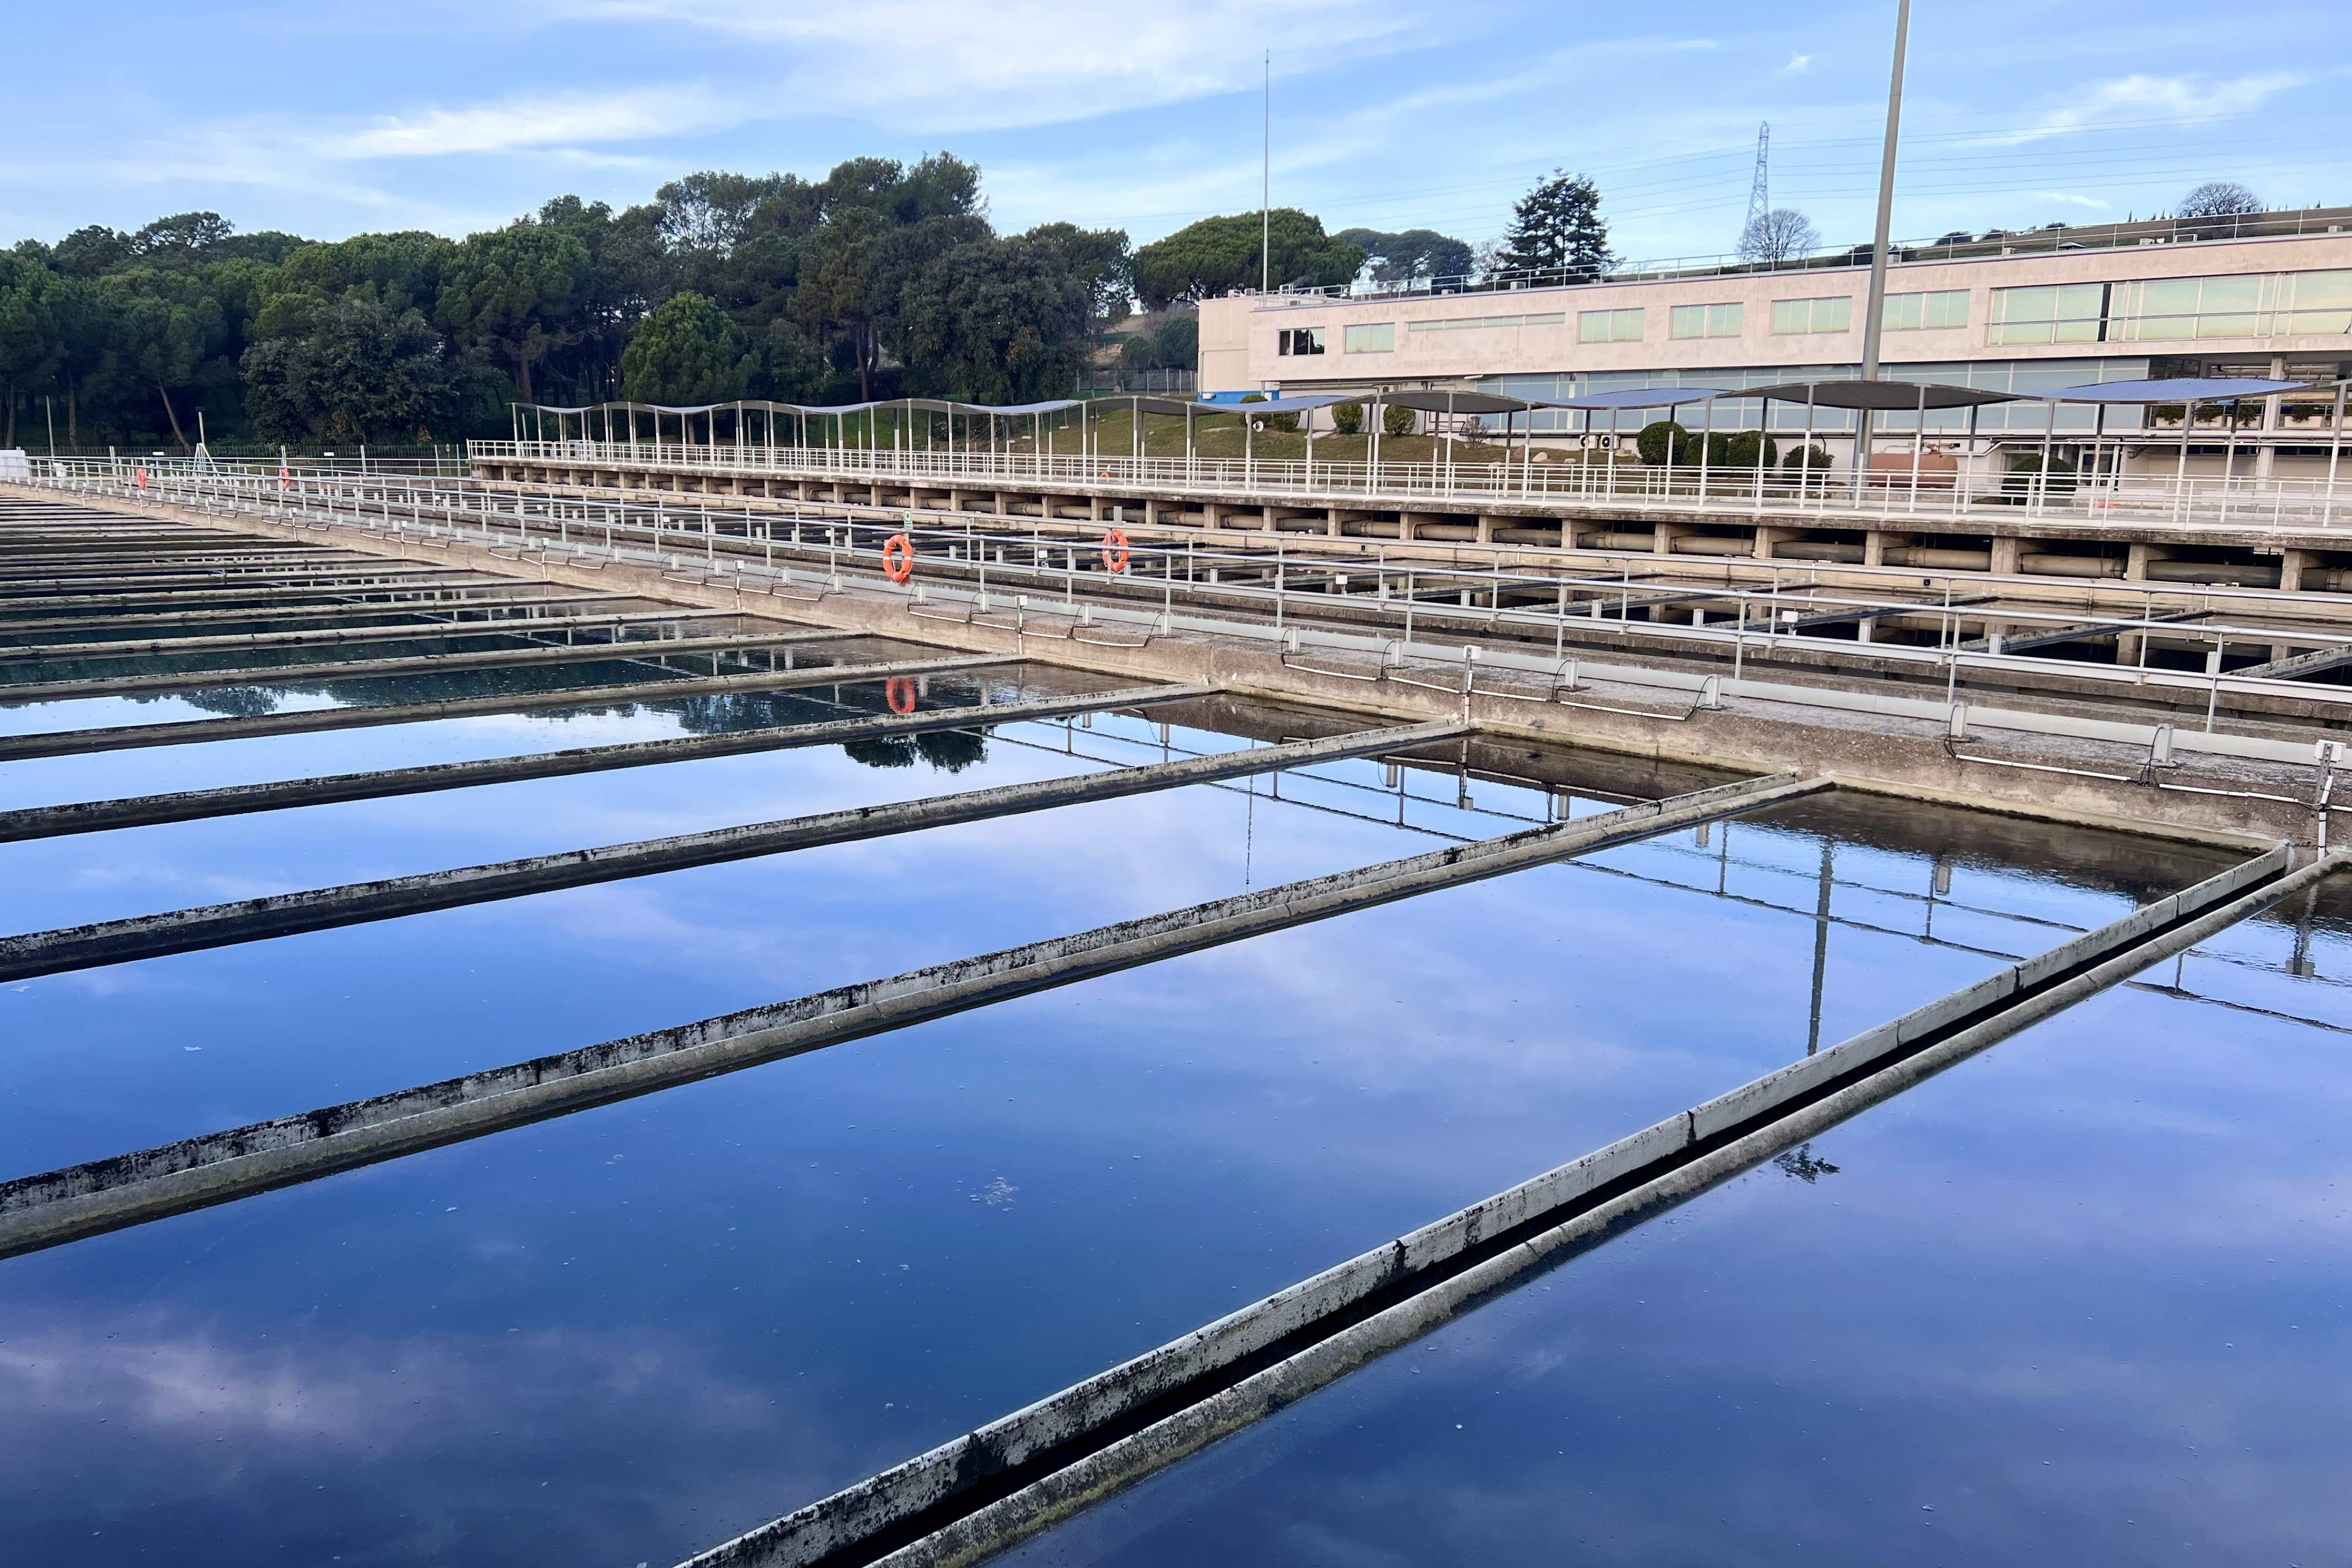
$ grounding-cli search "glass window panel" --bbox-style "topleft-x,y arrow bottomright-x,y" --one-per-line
1882,293 -> 1924,331
1708,302 -> 1744,336
1343,323 -> 1394,352
1670,304 -> 1706,339
1770,300 -> 1809,334
1925,290 -> 1969,329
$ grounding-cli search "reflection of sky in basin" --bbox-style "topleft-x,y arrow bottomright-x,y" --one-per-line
0,701 -> 2262,1567
1005,924 -> 2352,1568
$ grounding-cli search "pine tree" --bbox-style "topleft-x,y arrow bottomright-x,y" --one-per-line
1499,171 -> 1614,280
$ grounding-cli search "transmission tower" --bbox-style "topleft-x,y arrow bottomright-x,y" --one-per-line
1743,122 -> 1771,241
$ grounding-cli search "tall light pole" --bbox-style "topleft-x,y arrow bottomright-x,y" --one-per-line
1858,0 -> 1911,383
1261,50 -> 1271,293
1854,0 -> 1912,496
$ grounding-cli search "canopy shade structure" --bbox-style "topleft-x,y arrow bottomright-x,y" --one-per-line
1738,379 -> 2029,411
2040,377 -> 2307,404
1539,386 -> 1743,411
1224,394 -> 1354,415
521,396 -> 1088,420
1376,389 -> 1549,415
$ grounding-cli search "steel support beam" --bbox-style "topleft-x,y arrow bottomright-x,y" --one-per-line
0,720 -> 1468,979
0,770 -> 1809,1259
0,653 -> 1012,763
0,683 -> 1217,842
0,628 -> 842,705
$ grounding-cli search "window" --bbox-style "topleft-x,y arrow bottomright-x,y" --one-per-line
1881,289 -> 1969,331
2285,270 -> 2352,334
2099,269 -> 2352,341
1343,322 -> 1396,352
1769,296 -> 1853,335
1276,326 -> 1325,356
1576,307 -> 1645,343
1988,283 -> 2107,345
1412,312 -> 1567,333
1669,302 -> 1743,339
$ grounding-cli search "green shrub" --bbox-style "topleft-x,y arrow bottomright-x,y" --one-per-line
1636,419 -> 1692,466
1781,443 -> 1834,471
1382,402 -> 1415,437
1331,400 -> 1364,435
1713,430 -> 1778,469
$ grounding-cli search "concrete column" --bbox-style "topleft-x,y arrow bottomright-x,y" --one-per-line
2279,548 -> 2312,594
1653,525 -> 1681,556
1262,503 -> 1278,532
1989,535 -> 2022,575
1754,526 -> 1791,560
2124,541 -> 2173,582
1326,507 -> 1342,538
1863,531 -> 1891,567
995,492 -> 1009,516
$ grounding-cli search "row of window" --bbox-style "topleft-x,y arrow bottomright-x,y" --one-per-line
1988,269 -> 2352,345
1276,269 -> 2352,357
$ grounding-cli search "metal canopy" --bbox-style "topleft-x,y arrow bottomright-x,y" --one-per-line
1542,386 -> 1742,411
1226,394 -> 1354,415
1376,389 -> 1546,415
2040,377 -> 2307,404
1738,379 -> 2027,410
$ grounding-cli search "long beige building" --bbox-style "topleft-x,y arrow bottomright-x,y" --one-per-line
1199,211 -> 2352,468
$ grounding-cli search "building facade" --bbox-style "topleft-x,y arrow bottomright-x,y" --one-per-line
1197,215 -> 2352,465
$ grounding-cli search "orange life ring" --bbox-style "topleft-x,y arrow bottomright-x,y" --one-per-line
279,464 -> 292,491
885,676 -> 918,715
1099,526 -> 1130,574
134,465 -> 149,491
881,532 -> 915,584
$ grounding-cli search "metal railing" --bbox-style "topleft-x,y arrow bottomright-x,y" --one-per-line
25,462 -> 2352,764
451,436 -> 2352,532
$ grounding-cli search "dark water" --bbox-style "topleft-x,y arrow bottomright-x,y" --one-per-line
0,663 -> 2316,1566
1002,916 -> 2352,1568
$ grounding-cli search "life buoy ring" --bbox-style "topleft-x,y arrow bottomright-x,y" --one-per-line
885,676 -> 918,715
134,466 -> 148,491
881,532 -> 914,584
1099,526 -> 1131,574
279,464 -> 292,491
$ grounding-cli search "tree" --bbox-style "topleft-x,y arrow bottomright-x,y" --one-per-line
1118,312 -> 1197,379
1131,210 -> 1363,308
620,291 -> 755,405
252,230 -> 456,340
241,298 -> 459,444
436,221 -> 592,402
0,252 -> 64,448
1738,208 -> 1820,265
1337,227 -> 1473,286
2179,181 -> 2261,219
1499,170 -> 1613,279
99,264 -> 230,450
897,233 -> 1091,403
1023,221 -> 1134,333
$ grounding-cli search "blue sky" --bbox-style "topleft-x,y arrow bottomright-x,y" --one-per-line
3,0 -> 2347,262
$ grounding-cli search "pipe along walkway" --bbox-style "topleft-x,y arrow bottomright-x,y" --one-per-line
0,770 -> 1804,1259
0,720 -> 1466,981
679,839 -> 2340,1568
0,651 -> 1011,762
0,627 -> 843,705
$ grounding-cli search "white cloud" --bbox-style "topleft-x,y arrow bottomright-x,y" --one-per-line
1782,53 -> 1812,74
330,84 -> 745,159
2035,190 -> 2110,209
548,0 -> 1447,133
1984,70 -> 2307,146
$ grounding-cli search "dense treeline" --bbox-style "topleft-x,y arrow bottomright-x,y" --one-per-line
0,155 -> 1135,452
2,151 -> 1574,453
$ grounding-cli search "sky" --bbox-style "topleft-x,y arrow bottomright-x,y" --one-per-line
3,0 -> 2348,265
